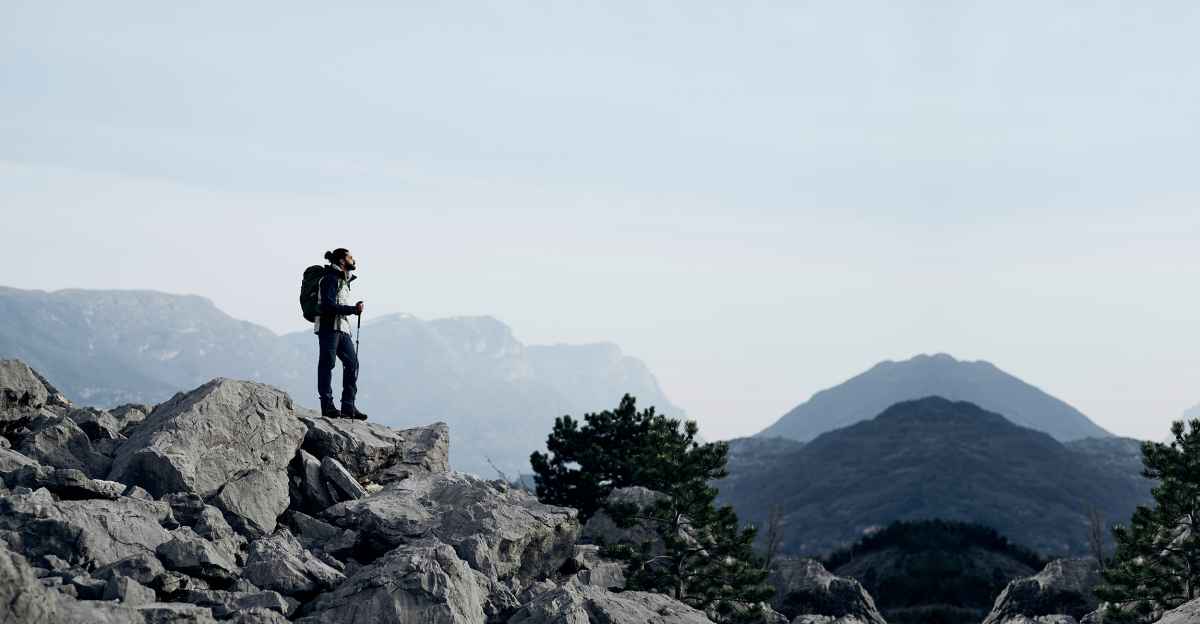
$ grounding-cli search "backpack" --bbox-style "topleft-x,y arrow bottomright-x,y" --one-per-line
300,265 -> 325,322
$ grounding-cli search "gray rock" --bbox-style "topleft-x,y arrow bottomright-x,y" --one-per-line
508,583 -> 717,624
225,608 -> 291,624
581,486 -> 677,552
565,544 -> 627,589
1155,598 -> 1200,624
177,589 -> 291,618
322,471 -> 578,587
293,449 -> 336,511
297,539 -> 488,624
135,603 -> 219,623
0,359 -> 67,413
66,406 -> 124,441
5,464 -> 125,500
768,559 -> 887,624
156,527 -> 240,584
108,378 -> 307,536
94,553 -> 168,588
0,445 -> 40,473
104,575 -> 158,605
297,413 -> 449,483
67,573 -> 109,600
110,403 -> 152,435
242,528 -> 344,597
983,559 -> 1101,624
283,510 -> 359,559
0,541 -> 156,624
15,411 -> 112,477
0,488 -> 174,568
321,455 -> 367,501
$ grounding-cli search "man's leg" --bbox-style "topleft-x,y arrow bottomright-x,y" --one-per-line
335,330 -> 360,414
317,330 -> 339,414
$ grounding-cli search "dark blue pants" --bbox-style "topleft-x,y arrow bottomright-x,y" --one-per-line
317,330 -> 358,409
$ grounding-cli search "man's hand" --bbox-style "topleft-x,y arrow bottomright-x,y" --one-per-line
355,301 -> 364,315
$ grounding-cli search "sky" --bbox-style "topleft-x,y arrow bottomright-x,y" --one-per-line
2,1 -> 1197,442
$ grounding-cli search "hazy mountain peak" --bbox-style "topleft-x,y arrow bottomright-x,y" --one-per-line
759,353 -> 1109,442
1185,403 -> 1200,419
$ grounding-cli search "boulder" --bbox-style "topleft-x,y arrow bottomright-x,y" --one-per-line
108,378 -> 307,535
0,446 -> 39,473
297,413 -> 449,482
5,464 -> 125,500
1156,598 -> 1200,624
283,510 -> 359,558
94,553 -> 168,588
15,411 -> 112,477
769,559 -> 887,624
176,589 -> 292,618
291,450 -> 336,511
0,488 -> 174,568
225,608 -> 291,624
508,583 -> 717,624
104,575 -> 158,605
135,603 -> 219,623
156,526 -> 241,585
322,471 -> 578,587
983,559 -> 1102,624
297,539 -> 488,624
242,528 -> 344,597
0,359 -> 67,413
110,403 -> 152,434
321,455 -> 367,501
564,544 -> 626,589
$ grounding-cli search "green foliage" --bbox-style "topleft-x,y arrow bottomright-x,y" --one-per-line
1097,419 -> 1200,621
530,394 -> 774,622
820,520 -> 1049,624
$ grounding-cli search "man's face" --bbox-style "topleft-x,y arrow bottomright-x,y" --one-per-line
343,253 -> 356,271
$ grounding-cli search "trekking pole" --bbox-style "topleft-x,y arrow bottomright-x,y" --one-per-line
356,313 -> 362,354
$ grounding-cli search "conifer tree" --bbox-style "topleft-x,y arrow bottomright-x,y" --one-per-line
530,395 -> 774,622
1097,418 -> 1200,622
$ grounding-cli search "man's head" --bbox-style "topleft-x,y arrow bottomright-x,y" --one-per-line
324,248 -> 357,272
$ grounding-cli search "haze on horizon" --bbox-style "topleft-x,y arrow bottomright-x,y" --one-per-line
2,1 -> 1197,443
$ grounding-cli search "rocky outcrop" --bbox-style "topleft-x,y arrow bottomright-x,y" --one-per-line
297,414 -> 449,484
109,378 -> 307,535
1155,598 -> 1200,623
769,559 -> 887,624
0,360 -> 726,624
321,471 -> 579,587
509,583 -> 717,623
0,358 -> 68,413
983,559 -> 1101,624
297,539 -> 488,624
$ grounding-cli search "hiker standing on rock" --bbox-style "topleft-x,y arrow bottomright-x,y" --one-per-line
313,248 -> 367,420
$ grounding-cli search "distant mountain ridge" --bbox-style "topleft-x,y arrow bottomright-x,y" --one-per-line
0,286 -> 684,477
757,353 -> 1110,442
1186,403 -> 1200,420
720,396 -> 1152,557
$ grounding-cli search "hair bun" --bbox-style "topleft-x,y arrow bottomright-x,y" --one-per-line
323,251 -> 333,261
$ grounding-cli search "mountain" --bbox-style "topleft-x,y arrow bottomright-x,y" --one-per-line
757,353 -> 1110,442
0,287 -> 684,477
719,397 -> 1153,557
1186,403 -> 1200,420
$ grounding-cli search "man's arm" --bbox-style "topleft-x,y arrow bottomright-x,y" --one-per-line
318,275 -> 359,316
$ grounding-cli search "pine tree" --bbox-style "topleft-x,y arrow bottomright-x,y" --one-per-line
530,395 -> 774,622
1096,418 -> 1200,622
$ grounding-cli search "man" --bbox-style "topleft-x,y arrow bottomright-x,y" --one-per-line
315,248 -> 367,419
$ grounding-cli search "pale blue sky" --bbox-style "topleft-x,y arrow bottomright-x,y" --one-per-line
3,1 -> 1197,441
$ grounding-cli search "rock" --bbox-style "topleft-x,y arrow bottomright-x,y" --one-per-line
110,403 -> 152,434
94,553 -> 168,588
581,486 -> 674,549
297,413 -> 449,483
226,608 -> 291,624
193,504 -> 246,562
769,559 -> 887,624
322,471 -> 578,587
104,575 -> 158,605
0,446 -> 40,473
5,464 -> 125,500
242,528 -> 344,597
67,573 -> 109,600
156,526 -> 241,585
1155,598 -> 1200,624
15,411 -> 112,477
508,583 -> 717,624
0,488 -> 174,568
283,510 -> 359,559
983,559 -> 1102,624
0,541 -> 158,624
0,359 -> 67,413
565,544 -> 626,589
321,455 -> 367,501
292,449 -> 336,511
135,603 -> 219,623
177,589 -> 292,618
66,406 -> 124,441
108,378 -> 306,536
211,467 -> 292,536
297,539 -> 488,624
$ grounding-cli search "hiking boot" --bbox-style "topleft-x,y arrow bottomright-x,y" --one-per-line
320,403 -> 341,418
340,406 -> 368,420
